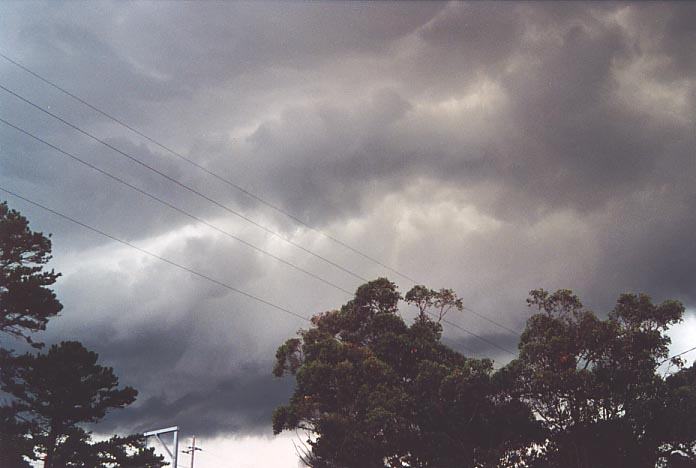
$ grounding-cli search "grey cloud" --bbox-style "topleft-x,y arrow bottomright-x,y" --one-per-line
444,331 -> 521,364
98,371 -> 295,437
37,231 -> 331,437
115,2 -> 443,87
590,186 -> 696,306
419,2 -> 524,71
2,0 -> 696,441
622,3 -> 696,80
493,20 -> 645,216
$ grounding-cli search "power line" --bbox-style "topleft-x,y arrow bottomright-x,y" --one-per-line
440,315 -> 515,355
462,306 -> 520,335
661,344 -> 696,365
193,443 -> 233,467
182,436 -> 202,468
0,51 -> 416,284
0,184 -> 488,356
0,83 -> 517,356
0,185 -> 311,323
0,82 -> 369,284
0,54 -> 523,341
0,116 -> 354,296
3,114 -> 507,354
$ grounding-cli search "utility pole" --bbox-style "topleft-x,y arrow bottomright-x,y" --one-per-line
143,426 -> 179,468
182,435 -> 202,468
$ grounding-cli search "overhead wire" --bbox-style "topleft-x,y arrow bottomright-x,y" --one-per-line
0,53 -> 523,345
0,116 -> 495,354
191,443 -> 236,467
440,316 -> 514,355
0,82 -> 515,357
462,306 -> 520,335
660,344 -> 696,366
0,186 -> 311,323
0,116 -> 354,296
0,51 -> 416,284
0,82 -> 369,284
0,184 -> 485,355
12,55 -> 694,380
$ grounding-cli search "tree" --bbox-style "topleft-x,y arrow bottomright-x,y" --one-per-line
94,433 -> 166,467
0,405 -> 35,468
0,202 -> 164,467
404,285 -> 463,322
502,288 -> 693,468
654,363 -> 696,466
0,201 -> 62,347
272,278 -> 538,467
49,427 -> 166,468
1,341 -> 139,467
0,200 -> 63,467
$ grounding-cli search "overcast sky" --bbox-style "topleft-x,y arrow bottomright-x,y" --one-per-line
1,1 -> 696,466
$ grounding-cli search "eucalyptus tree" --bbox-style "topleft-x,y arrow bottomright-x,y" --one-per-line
502,288 -> 695,467
273,278 -> 537,467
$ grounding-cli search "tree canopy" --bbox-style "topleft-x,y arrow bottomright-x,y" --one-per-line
273,278 -> 538,467
274,282 -> 696,468
0,201 -> 166,467
0,405 -> 35,468
1,341 -> 140,467
501,289 -> 695,467
0,201 -> 62,347
49,427 -> 166,468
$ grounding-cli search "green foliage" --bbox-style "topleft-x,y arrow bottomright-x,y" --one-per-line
405,285 -> 463,322
0,201 -> 62,346
655,364 -> 696,467
0,405 -> 35,468
1,341 -> 139,467
51,428 -> 166,467
505,288 -> 691,467
272,278 -> 538,467
94,434 -> 167,468
275,284 -> 696,467
0,202 -> 164,467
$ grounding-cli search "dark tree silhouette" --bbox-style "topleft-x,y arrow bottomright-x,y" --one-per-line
94,433 -> 166,467
1,341 -> 139,468
0,405 -> 35,468
501,288 -> 694,468
50,426 -> 166,467
0,202 -> 163,467
657,363 -> 696,466
0,201 -> 62,347
272,279 -> 538,467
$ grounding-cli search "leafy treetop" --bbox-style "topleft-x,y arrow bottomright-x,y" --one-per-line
0,201 -> 62,346
2,341 -> 139,468
501,288 -> 690,467
273,278 -> 538,468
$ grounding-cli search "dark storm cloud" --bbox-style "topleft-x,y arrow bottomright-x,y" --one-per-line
1,128 -> 207,248
444,331 -> 521,364
38,229 -> 343,437
623,3 -> 696,80
2,0 -> 696,441
418,2 -> 524,73
103,2 -> 445,89
17,22 -> 185,104
98,371 -> 295,437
